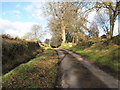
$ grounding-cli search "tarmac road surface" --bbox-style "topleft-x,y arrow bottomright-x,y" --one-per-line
55,48 -> 119,89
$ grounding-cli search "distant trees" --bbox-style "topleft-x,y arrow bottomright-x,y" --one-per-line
44,39 -> 51,46
23,24 -> 41,40
46,2 -> 78,44
45,1 -> 119,46
45,2 -> 90,44
23,32 -> 33,40
50,35 -> 62,48
89,22 -> 99,38
32,25 -> 41,40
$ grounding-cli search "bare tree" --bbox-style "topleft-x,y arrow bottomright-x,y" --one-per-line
89,22 -> 99,38
45,2 -> 91,44
95,1 -> 120,38
23,24 -> 41,40
32,25 -> 41,40
95,9 -> 109,34
45,2 -> 80,44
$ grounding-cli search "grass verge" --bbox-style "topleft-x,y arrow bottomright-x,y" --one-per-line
59,44 -> 120,71
2,49 -> 58,88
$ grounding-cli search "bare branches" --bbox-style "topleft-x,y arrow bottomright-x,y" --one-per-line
94,1 -> 119,37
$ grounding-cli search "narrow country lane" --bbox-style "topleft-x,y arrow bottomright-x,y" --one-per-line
55,48 -> 119,89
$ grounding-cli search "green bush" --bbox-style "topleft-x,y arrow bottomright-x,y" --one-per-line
111,35 -> 120,45
76,40 -> 94,49
1,34 -> 13,40
82,41 -> 94,47
101,35 -> 120,46
50,37 -> 62,48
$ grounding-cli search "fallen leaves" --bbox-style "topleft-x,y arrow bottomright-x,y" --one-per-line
2,49 -> 58,88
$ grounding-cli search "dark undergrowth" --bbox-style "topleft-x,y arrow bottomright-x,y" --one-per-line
2,34 -> 43,74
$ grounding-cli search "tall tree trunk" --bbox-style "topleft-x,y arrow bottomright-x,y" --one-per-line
76,34 -> 78,43
72,34 -> 75,43
109,11 -> 116,38
111,19 -> 115,38
34,32 -> 37,40
108,4 -> 117,38
61,12 -> 66,44
108,7 -> 113,38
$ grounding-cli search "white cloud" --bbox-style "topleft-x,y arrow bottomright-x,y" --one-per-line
0,18 -> 38,37
5,29 -> 19,36
13,10 -> 21,14
14,14 -> 20,19
12,10 -> 21,19
16,4 -> 20,8
24,2 -> 47,20
32,9 -> 47,20
2,12 -> 6,15
24,5 -> 34,12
